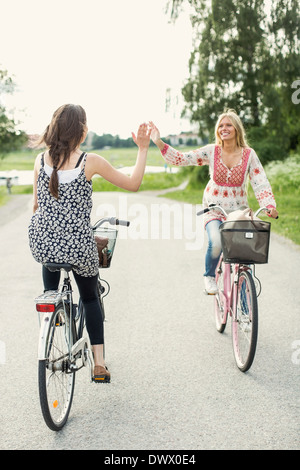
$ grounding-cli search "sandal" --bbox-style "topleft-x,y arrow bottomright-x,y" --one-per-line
93,365 -> 111,383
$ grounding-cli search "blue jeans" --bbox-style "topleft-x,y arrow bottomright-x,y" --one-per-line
204,219 -> 222,277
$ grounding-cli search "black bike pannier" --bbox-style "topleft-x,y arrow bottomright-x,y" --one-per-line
220,219 -> 271,264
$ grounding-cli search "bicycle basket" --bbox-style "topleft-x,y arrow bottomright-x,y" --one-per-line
94,227 -> 118,268
220,219 -> 271,264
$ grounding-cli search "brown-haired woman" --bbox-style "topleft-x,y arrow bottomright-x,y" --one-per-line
29,104 -> 150,382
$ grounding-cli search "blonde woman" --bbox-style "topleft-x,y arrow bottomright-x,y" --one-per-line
149,110 -> 278,294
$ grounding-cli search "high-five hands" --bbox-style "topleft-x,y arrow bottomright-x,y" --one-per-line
132,123 -> 151,150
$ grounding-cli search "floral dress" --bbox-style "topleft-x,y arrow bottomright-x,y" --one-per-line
28,153 -> 99,277
161,143 -> 276,225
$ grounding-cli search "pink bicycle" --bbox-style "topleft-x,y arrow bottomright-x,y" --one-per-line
198,204 -> 273,372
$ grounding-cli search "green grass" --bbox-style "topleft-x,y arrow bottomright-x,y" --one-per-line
94,146 -> 167,167
0,146 -> 192,171
1,148 -> 299,246
92,171 -> 185,192
163,156 -> 300,246
0,146 -> 187,201
0,187 -> 9,206
0,149 -> 36,170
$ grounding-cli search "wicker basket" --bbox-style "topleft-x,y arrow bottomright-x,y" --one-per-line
94,227 -> 118,268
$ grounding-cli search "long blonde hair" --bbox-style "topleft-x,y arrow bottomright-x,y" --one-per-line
215,109 -> 249,148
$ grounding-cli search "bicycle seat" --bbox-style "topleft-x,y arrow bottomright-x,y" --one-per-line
44,262 -> 73,272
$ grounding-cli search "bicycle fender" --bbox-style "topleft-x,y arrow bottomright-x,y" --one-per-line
38,313 -> 53,360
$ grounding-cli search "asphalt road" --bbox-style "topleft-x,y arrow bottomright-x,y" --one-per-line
0,192 -> 299,451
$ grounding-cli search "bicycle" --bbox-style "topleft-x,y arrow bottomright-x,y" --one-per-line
35,216 -> 130,431
198,204 -> 275,372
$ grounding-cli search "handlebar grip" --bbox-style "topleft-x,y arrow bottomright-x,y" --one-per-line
116,218 -> 130,227
196,208 -> 210,216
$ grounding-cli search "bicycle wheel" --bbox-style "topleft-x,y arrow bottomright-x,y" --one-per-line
214,258 -> 227,333
232,270 -> 258,372
38,302 -> 76,431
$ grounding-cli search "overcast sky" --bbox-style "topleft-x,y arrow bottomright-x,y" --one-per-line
0,0 -> 193,138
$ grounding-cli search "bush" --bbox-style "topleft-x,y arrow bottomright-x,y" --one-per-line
180,165 -> 210,188
265,154 -> 300,192
247,126 -> 289,164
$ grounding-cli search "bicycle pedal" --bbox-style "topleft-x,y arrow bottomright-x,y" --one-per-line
92,375 -> 110,383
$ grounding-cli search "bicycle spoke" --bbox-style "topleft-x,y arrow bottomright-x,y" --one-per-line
38,303 -> 75,431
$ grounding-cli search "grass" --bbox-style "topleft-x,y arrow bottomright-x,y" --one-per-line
92,170 -> 185,192
0,149 -> 36,171
163,155 -> 300,246
1,148 -> 299,246
0,145 -> 186,171
0,147 -> 187,203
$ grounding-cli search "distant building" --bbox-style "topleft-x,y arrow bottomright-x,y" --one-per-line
164,132 -> 203,147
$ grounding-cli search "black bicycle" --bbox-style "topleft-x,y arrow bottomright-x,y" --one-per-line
35,217 -> 129,431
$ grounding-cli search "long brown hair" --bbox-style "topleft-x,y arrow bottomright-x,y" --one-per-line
34,104 -> 87,198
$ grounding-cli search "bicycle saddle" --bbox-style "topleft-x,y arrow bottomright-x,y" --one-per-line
44,262 -> 73,272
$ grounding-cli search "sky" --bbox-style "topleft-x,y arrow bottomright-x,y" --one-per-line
0,0 -> 193,138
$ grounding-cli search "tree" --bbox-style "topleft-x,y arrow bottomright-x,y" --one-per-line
167,0 -> 300,162
267,0 -> 300,154
0,68 -> 26,158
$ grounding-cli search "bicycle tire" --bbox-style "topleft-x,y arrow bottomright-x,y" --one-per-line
38,302 -> 76,431
214,259 -> 227,333
232,270 -> 258,372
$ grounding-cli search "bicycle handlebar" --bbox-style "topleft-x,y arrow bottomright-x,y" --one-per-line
197,204 -> 226,217
197,204 -> 278,219
93,217 -> 130,230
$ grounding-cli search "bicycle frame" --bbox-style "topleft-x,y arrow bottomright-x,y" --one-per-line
197,203 -> 275,371
216,255 -> 252,326
35,216 -> 130,430
36,217 -> 130,374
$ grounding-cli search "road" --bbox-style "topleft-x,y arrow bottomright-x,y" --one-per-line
0,191 -> 299,451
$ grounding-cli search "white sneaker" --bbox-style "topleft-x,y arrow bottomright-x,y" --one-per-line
204,276 -> 218,295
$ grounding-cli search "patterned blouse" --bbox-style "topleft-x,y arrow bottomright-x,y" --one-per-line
28,153 -> 99,277
161,143 -> 276,225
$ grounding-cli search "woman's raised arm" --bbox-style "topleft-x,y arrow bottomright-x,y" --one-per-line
85,123 -> 150,192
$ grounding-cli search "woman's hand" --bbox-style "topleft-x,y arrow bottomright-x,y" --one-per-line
131,123 -> 150,150
148,121 -> 166,151
148,121 -> 161,144
268,207 -> 279,219
86,123 -> 150,192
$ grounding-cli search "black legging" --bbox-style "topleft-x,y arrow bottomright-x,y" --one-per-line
42,266 -> 103,345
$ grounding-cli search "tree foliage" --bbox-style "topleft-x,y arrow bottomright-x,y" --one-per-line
167,0 -> 300,163
0,68 -> 26,158
90,132 -> 138,149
